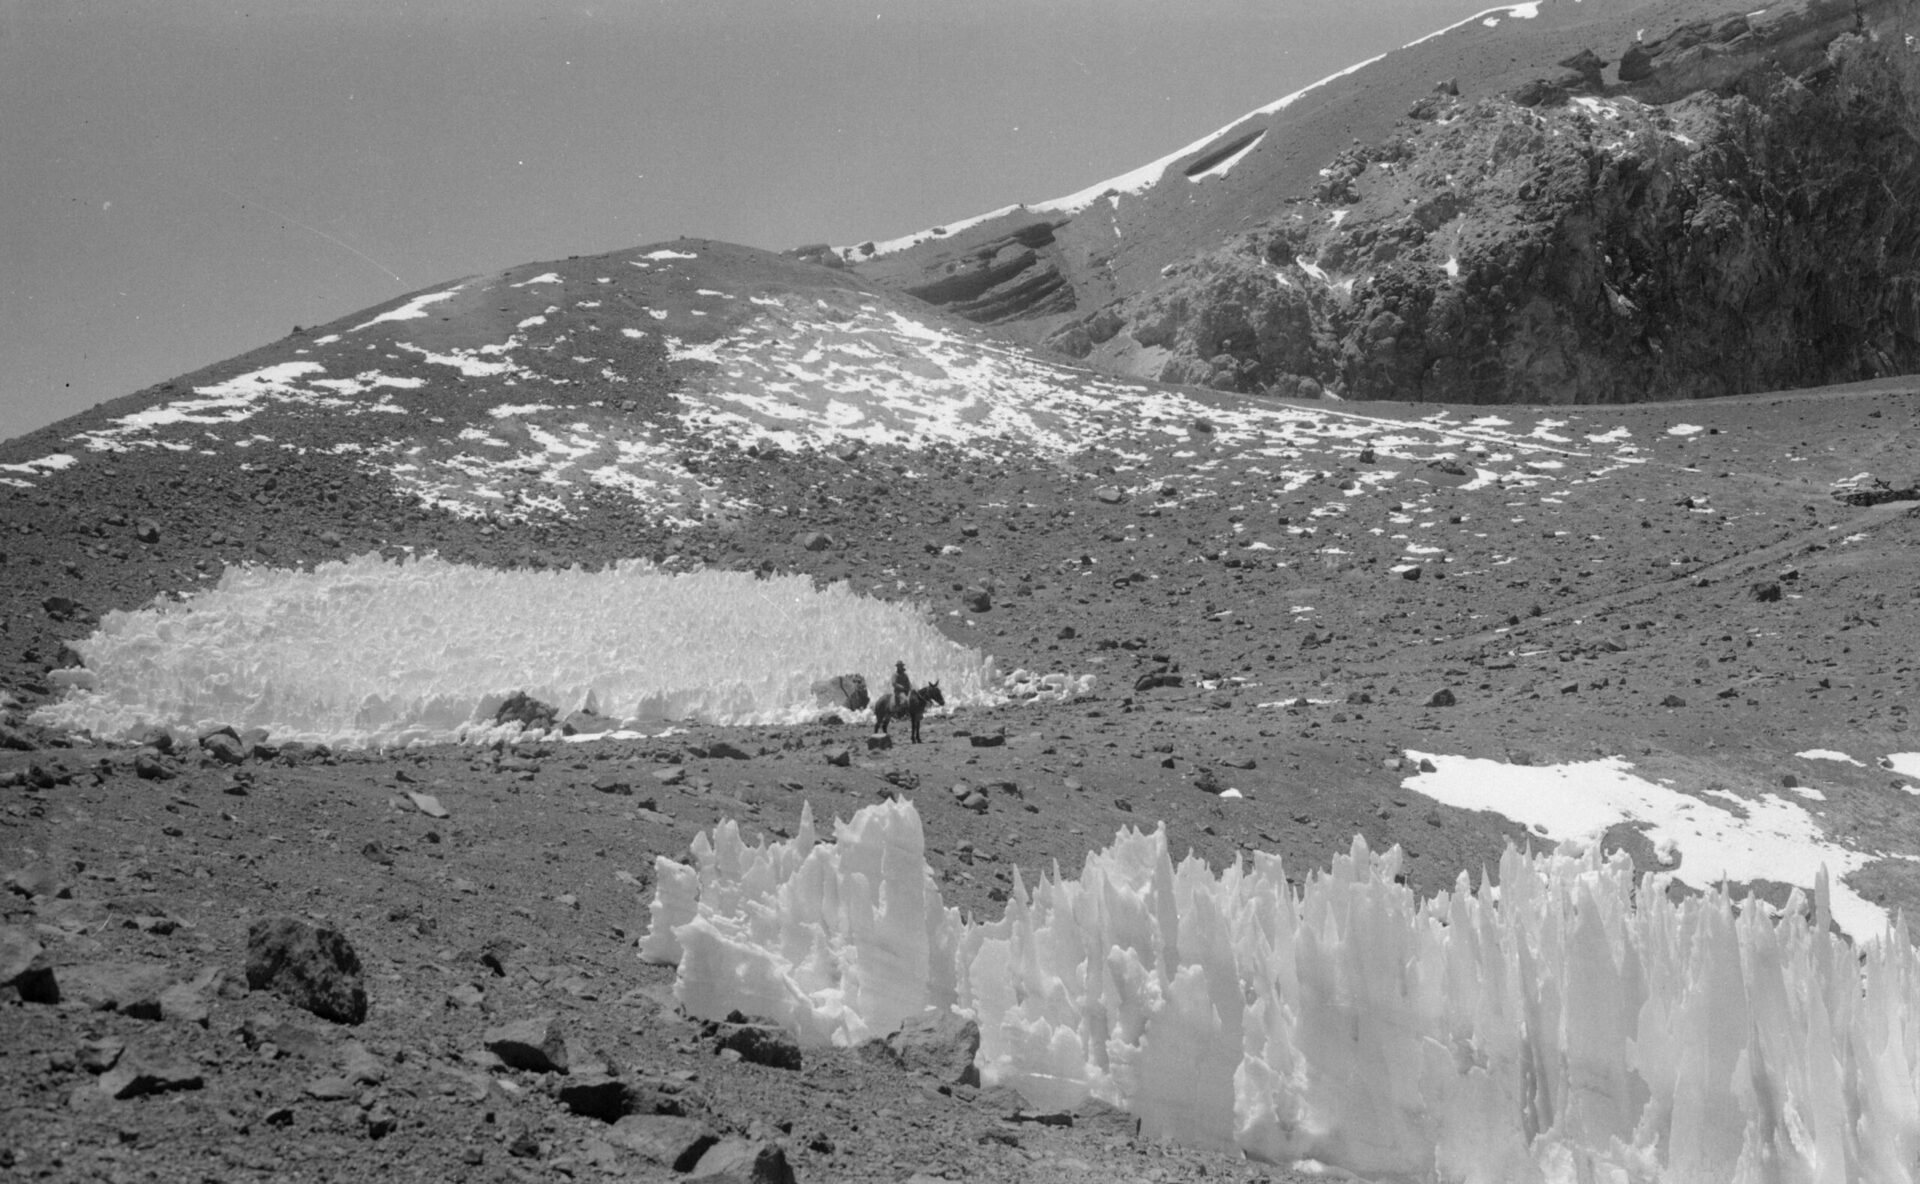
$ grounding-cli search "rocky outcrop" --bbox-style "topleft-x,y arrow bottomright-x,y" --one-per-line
894,222 -> 1077,323
1044,18 -> 1920,404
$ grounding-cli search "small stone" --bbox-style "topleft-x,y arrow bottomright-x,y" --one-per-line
304,1075 -> 356,1101
651,766 -> 686,786
1426,688 -> 1456,708
1419,757 -> 1437,773
792,531 -> 833,552
78,1037 -> 126,1074
865,733 -> 893,752
446,983 -> 485,1009
160,968 -> 223,1027
133,753 -> 175,781
199,733 -> 245,765
1661,694 -> 1688,708
56,962 -> 175,1018
2,925 -> 56,1002
405,791 -> 449,819
98,1056 -> 204,1099
484,1014 -> 569,1073
884,1010 -> 981,1087
134,519 -> 161,544
822,746 -> 852,768
611,1114 -> 720,1171
590,777 -> 631,796
687,1138 -> 797,1184
1092,486 -> 1126,505
961,791 -> 988,812
339,1041 -> 387,1084
961,588 -> 992,613
968,732 -> 1006,748
245,917 -> 369,1025
5,862 -> 68,899
713,1023 -> 802,1071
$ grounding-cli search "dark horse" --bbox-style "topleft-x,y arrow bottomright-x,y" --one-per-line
873,681 -> 944,743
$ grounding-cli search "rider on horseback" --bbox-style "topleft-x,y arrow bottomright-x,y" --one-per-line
891,661 -> 912,714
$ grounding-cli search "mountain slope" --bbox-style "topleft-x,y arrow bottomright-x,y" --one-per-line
849,0 -> 1920,403
7,3 -> 1920,1179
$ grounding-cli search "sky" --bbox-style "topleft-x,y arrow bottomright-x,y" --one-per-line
1,0 -> 1500,445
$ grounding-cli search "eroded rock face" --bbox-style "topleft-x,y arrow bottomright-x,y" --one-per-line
1070,30 -> 1920,404
860,0 -> 1920,406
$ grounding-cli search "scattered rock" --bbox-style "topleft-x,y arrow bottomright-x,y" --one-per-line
78,1037 -> 126,1073
5,862 -> 69,899
245,916 -> 369,1024
792,531 -> 834,552
687,1139 -> 797,1184
134,518 -> 161,544
2,925 -> 56,1002
713,1022 -> 802,1071
200,732 -> 245,765
1134,671 -> 1182,692
1660,694 -> 1688,708
304,1075 -> 356,1101
494,691 -> 560,731
693,740 -> 751,761
822,746 -> 852,768
865,734 -> 893,752
1092,486 -> 1127,505
883,1010 -> 981,1087
159,967 -> 224,1027
405,791 -> 450,819
338,1040 -> 387,1084
485,1014 -> 570,1073
590,776 -> 632,796
98,1055 -> 203,1100
1426,688 -> 1456,708
611,1114 -> 720,1171
961,587 -> 992,613
1750,580 -> 1783,602
652,766 -> 687,786
968,731 -> 1005,748
133,752 -> 174,781
56,962 -> 175,1018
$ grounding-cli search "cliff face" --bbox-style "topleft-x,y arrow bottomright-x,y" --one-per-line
1067,25 -> 1920,403
855,0 -> 1920,404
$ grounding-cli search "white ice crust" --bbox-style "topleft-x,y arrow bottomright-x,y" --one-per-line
646,797 -> 1920,1181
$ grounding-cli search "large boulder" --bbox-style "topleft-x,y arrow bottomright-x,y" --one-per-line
245,917 -> 368,1024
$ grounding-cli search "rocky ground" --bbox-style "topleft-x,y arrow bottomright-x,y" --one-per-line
7,358 -> 1920,1180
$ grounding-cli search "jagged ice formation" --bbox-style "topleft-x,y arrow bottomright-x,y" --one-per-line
644,799 -> 1920,1182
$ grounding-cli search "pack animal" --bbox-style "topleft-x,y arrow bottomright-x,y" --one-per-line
873,681 -> 944,743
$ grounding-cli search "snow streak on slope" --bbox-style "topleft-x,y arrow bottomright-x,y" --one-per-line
839,3 -> 1543,259
1404,752 -> 1904,938
647,798 -> 1920,1182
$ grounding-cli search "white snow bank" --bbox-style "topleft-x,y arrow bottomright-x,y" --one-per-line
347,286 -> 462,333
1799,749 -> 1865,766
1404,752 -> 1891,938
647,798 -> 1920,1181
1888,754 -> 1920,780
30,553 -> 997,748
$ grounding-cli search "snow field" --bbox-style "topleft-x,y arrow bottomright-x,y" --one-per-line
30,553 -> 1000,748
647,798 -> 1920,1182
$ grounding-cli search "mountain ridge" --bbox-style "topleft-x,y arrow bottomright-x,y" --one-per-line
846,0 -> 1920,403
